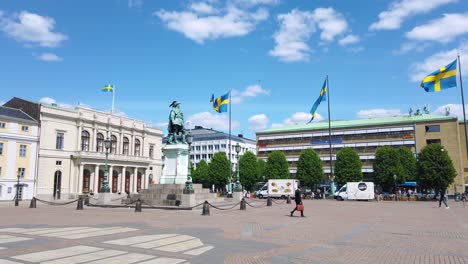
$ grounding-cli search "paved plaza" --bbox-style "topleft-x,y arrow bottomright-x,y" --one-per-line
0,199 -> 467,264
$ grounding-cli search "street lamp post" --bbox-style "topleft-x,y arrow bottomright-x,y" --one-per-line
234,143 -> 242,192
100,137 -> 111,193
184,131 -> 194,194
393,174 -> 397,201
15,174 -> 20,206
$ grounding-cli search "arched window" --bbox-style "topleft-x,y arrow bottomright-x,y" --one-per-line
134,139 -> 141,156
81,130 -> 90,151
96,133 -> 104,152
111,135 -> 117,154
123,137 -> 129,155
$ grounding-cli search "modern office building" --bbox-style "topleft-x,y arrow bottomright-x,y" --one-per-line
256,114 -> 467,193
4,97 -> 163,200
168,125 -> 256,169
0,106 -> 39,201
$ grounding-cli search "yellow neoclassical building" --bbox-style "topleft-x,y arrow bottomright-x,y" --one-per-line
0,106 -> 39,201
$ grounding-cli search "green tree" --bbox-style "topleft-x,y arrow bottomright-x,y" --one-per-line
397,146 -> 417,182
257,159 -> 267,181
296,149 -> 324,189
239,151 -> 259,191
265,151 -> 290,179
192,160 -> 210,188
373,146 -> 405,191
417,143 -> 456,191
208,152 -> 230,189
335,147 -> 363,185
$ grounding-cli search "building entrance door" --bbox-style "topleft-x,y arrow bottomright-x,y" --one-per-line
125,172 -> 130,194
82,169 -> 91,194
54,171 -> 62,199
137,172 -> 142,192
112,175 -> 118,193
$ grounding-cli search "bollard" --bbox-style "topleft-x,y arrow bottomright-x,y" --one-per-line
267,197 -> 272,207
286,195 -> 291,204
84,195 -> 89,206
29,197 -> 37,208
76,197 -> 84,210
240,198 -> 246,210
135,199 -> 142,212
202,201 -> 210,216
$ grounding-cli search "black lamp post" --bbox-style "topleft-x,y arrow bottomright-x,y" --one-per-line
100,137 -> 111,193
15,174 -> 20,206
393,174 -> 397,201
184,131 -> 194,194
234,143 -> 242,192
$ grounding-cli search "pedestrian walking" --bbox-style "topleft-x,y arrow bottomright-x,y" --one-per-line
439,189 -> 449,209
461,192 -> 466,208
290,186 -> 305,217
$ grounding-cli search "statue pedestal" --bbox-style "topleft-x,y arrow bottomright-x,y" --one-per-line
181,193 -> 196,207
98,193 -> 112,205
233,192 -> 243,202
159,144 -> 189,184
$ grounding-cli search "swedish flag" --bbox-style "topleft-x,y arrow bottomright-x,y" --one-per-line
421,59 -> 457,92
308,80 -> 327,123
210,92 -> 229,113
102,84 -> 114,92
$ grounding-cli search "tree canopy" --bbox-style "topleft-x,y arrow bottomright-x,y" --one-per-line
416,143 -> 456,191
334,147 -> 363,184
373,146 -> 405,191
296,149 -> 324,188
192,160 -> 210,188
208,152 -> 230,189
397,146 -> 417,182
257,159 -> 267,181
239,151 -> 259,191
265,151 -> 290,179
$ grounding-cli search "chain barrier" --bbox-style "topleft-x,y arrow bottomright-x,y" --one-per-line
35,197 -> 79,206
245,199 -> 268,208
206,201 -> 241,211
140,200 -> 205,210
272,199 -> 287,205
87,196 -> 99,201
111,195 -> 128,202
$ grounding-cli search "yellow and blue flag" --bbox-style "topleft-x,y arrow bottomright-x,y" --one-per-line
210,92 -> 229,113
102,84 -> 114,92
421,59 -> 457,92
308,80 -> 327,123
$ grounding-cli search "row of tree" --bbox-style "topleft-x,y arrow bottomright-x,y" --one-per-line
191,143 -> 457,192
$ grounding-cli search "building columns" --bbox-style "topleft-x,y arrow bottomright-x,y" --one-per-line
109,165 -> 114,192
121,166 -> 126,193
78,164 -> 84,194
133,167 -> 138,192
94,165 -> 99,193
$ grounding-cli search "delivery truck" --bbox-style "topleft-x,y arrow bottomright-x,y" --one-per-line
255,179 -> 300,199
335,182 -> 375,201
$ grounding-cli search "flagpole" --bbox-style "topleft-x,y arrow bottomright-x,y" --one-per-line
326,75 -> 334,198
458,55 -> 468,164
229,89 -> 232,193
112,85 -> 115,114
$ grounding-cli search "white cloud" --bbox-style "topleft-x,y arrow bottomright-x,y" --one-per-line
231,84 -> 270,104
233,0 -> 279,7
369,0 -> 457,31
128,0 -> 143,8
338,34 -> 359,46
189,2 -> 217,14
269,9 -> 315,62
406,13 -> 468,43
269,7 -> 350,62
39,97 -> 74,109
357,109 -> 404,119
271,112 -> 323,128
186,111 -> 240,131
36,52 -> 63,62
409,41 -> 468,82
433,104 -> 467,119
393,41 -> 431,54
155,4 -> 268,44
0,11 -> 67,47
248,114 -> 269,131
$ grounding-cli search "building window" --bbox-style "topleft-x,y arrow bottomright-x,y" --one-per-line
215,145 -> 220,150
221,144 -> 226,149
0,142 -> 3,155
134,139 -> 141,156
149,166 -> 153,170
196,154 -> 200,159
425,125 -> 440,133
21,125 -> 29,132
202,146 -> 207,151
208,145 -> 213,151
208,154 -> 213,159
190,155 -> 194,160
56,132 -> 64,150
202,154 -> 207,159
0,166 -> 2,176
19,145 -> 27,157
56,161 -> 62,166
17,168 -> 25,178
149,145 -> 154,158
0,122 -> 5,128
96,133 -> 104,152
111,135 -> 117,154
81,130 -> 90,151
426,139 -> 441,145
196,146 -> 201,151
123,137 -> 129,155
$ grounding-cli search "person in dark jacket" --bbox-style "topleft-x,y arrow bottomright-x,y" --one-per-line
290,186 -> 304,217
439,189 -> 449,209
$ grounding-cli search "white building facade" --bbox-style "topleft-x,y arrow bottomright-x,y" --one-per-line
35,104 -> 163,200
0,106 -> 39,201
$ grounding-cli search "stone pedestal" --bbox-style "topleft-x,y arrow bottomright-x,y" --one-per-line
159,144 -> 189,184
181,193 -> 196,207
233,192 -> 243,202
98,193 -> 112,205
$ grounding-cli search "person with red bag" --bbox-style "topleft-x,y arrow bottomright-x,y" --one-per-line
290,186 -> 305,217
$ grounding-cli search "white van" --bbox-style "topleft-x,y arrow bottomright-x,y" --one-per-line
335,182 -> 375,201
255,179 -> 299,199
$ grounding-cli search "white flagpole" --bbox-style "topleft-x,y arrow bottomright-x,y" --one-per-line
112,85 -> 115,114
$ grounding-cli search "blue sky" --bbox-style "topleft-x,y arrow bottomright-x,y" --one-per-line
0,0 -> 468,139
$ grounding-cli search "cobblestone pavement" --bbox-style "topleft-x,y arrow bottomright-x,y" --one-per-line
0,199 -> 467,264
